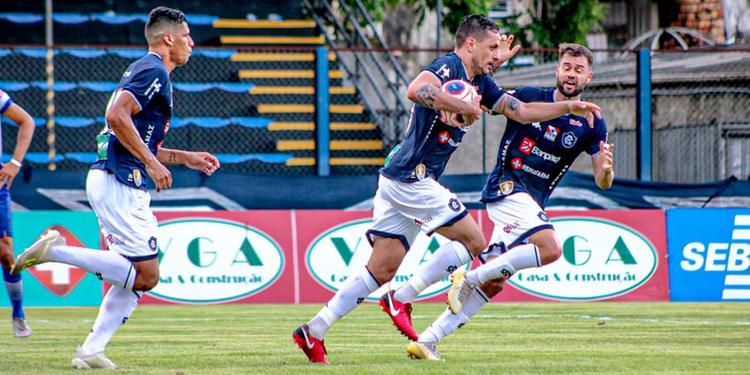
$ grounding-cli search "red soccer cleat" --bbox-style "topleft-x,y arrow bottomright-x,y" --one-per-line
292,324 -> 329,364
379,290 -> 418,341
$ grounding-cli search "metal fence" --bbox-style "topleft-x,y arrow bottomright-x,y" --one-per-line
0,46 -> 385,175
1,45 -> 748,182
490,48 -> 750,183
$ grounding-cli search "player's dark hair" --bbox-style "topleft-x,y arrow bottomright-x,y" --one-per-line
145,6 -> 186,43
559,43 -> 594,67
455,14 -> 499,48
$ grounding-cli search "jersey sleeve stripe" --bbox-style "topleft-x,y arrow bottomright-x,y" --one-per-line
119,89 -> 143,111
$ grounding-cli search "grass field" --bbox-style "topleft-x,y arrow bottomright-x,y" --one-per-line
0,302 -> 748,374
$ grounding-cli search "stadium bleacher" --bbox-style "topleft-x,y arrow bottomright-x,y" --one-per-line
0,1 -> 386,175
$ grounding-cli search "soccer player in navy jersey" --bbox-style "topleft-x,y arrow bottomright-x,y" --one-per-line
407,43 -> 615,360
293,15 -> 602,364
11,7 -> 219,369
0,90 -> 34,337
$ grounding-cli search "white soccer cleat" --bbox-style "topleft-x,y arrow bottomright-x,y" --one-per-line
11,230 -> 66,275
407,341 -> 443,361
446,270 -> 475,314
12,317 -> 31,338
71,347 -> 118,369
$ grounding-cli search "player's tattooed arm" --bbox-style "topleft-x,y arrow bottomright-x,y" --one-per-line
414,84 -> 439,109
494,94 -> 522,118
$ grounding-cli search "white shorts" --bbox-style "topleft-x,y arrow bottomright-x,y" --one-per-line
366,175 -> 467,250
479,192 -> 553,263
86,169 -> 158,261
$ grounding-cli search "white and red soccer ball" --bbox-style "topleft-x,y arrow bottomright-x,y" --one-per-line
438,79 -> 478,127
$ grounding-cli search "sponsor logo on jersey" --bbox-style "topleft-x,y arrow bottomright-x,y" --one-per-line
144,77 -> 162,100
436,64 -> 450,80
438,131 -> 450,144
499,180 -> 514,195
511,158 -> 523,170
569,118 -> 583,127
531,146 -> 561,163
532,122 -> 542,131
562,131 -> 578,148
512,158 -> 550,179
522,164 -> 550,179
544,126 -> 559,141
519,137 -> 536,155
537,211 -> 550,222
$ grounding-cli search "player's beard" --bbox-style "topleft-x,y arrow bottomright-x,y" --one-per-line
556,77 -> 586,98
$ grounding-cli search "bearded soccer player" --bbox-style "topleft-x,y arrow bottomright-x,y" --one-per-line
407,43 -> 615,360
293,16 -> 602,364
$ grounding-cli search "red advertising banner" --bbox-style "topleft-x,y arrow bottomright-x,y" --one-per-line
136,209 -> 668,305
142,211 -> 294,304
479,210 -> 669,302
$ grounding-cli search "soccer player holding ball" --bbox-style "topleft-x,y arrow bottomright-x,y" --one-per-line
293,15 -> 602,364
408,43 -> 615,361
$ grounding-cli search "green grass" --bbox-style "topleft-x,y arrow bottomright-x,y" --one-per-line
0,303 -> 748,374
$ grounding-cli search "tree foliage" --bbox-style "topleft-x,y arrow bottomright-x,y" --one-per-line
498,0 -> 607,48
358,0 -> 493,34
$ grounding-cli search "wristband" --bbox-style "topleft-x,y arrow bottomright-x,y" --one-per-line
9,159 -> 22,168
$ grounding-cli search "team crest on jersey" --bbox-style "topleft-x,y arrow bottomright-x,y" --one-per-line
438,131 -> 450,144
544,126 -> 559,141
448,198 -> 461,212
510,158 -> 523,170
569,118 -> 583,127
499,181 -> 514,195
562,131 -> 578,148
519,137 -> 536,155
415,163 -> 427,180
132,169 -> 142,187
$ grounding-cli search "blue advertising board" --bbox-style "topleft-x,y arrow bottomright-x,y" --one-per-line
667,208 -> 750,301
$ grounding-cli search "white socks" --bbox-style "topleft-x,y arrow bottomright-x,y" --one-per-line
418,287 -> 489,344
307,266 -> 380,340
393,240 -> 473,303
465,243 -> 540,286
48,246 -> 136,290
81,287 -> 142,354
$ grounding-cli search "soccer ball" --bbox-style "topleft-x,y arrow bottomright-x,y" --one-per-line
439,79 -> 478,127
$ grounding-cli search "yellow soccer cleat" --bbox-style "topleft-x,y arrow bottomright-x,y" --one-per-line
11,230 -> 65,275
407,341 -> 442,361
446,270 -> 475,314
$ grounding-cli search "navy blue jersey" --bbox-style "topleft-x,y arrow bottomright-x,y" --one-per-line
381,52 -> 506,182
92,53 -> 172,189
481,87 -> 608,208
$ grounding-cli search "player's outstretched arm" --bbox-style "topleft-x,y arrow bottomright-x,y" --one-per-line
494,94 -> 601,126
592,141 -> 615,190
407,71 -> 482,125
0,103 -> 34,188
157,148 -> 220,176
106,91 -> 172,191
